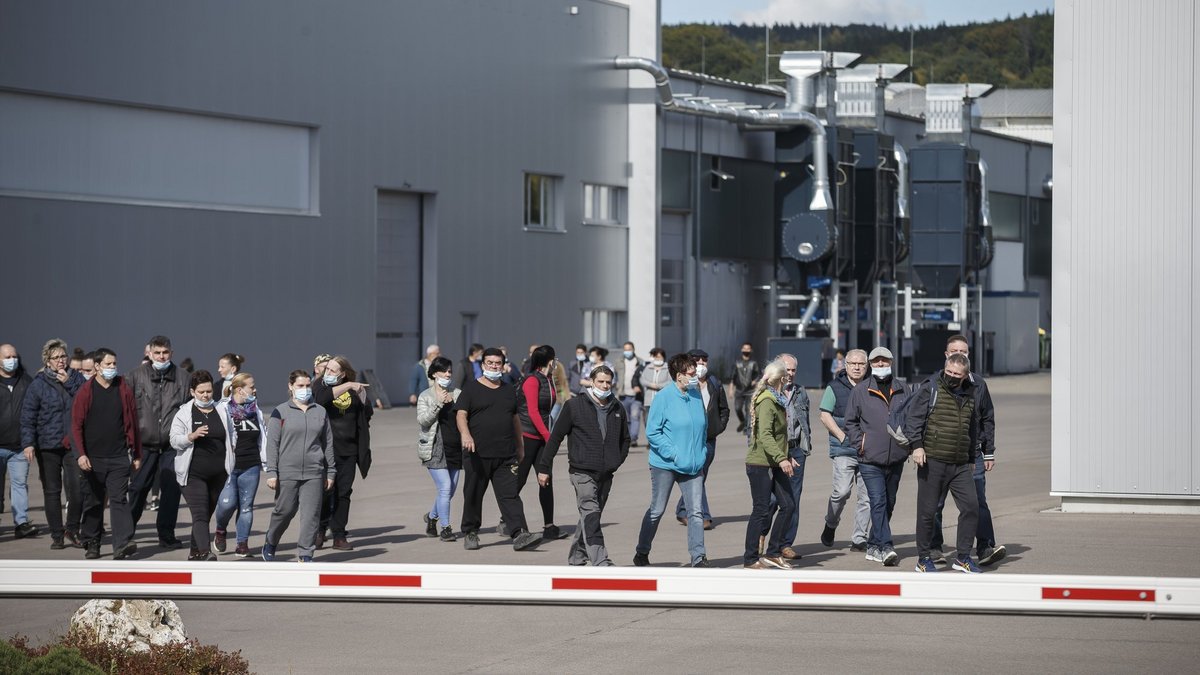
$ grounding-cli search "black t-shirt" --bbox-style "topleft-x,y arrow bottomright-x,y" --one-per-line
84,380 -> 125,458
189,405 -> 227,480
436,399 -> 462,469
453,379 -> 517,459
325,393 -> 362,457
231,413 -> 262,471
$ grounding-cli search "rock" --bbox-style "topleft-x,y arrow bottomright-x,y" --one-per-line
70,599 -> 188,652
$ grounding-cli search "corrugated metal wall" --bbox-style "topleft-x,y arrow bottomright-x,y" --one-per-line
1052,0 -> 1199,499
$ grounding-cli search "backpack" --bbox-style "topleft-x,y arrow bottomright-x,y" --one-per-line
886,378 -> 936,447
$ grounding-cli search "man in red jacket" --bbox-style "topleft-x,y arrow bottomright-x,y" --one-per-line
72,348 -> 142,560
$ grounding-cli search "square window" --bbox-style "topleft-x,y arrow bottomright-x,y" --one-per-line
525,173 -> 562,231
583,183 -> 626,225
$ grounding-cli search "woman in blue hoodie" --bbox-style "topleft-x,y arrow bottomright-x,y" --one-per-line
633,353 -> 710,568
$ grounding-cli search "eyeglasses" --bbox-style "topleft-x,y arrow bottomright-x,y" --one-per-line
846,361 -> 868,367
48,354 -> 68,360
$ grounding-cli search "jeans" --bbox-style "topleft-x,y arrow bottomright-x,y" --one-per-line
568,470 -> 614,566
859,461 -> 904,551
0,448 -> 31,525
427,468 -> 461,526
674,440 -> 716,521
215,465 -> 261,544
181,473 -> 225,553
620,396 -> 642,443
931,454 -> 996,555
745,464 -> 795,563
825,455 -> 871,545
36,447 -> 82,538
636,466 -> 706,565
917,458 -> 978,559
780,447 -> 808,546
129,446 -> 182,542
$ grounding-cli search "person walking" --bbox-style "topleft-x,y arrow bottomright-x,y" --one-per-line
612,341 -> 644,447
409,344 -> 440,406
170,370 -> 231,561
216,354 -> 244,403
416,356 -> 461,542
638,348 -> 670,412
514,345 -> 565,540
673,349 -> 728,530
0,343 -> 38,540
262,370 -> 334,563
127,335 -> 189,549
567,344 -> 589,395
818,349 -> 871,553
539,365 -> 630,566
732,342 -> 762,433
21,339 -> 85,546
212,372 -> 265,558
743,361 -> 799,569
633,353 -> 710,568
314,356 -> 372,551
774,353 -> 813,561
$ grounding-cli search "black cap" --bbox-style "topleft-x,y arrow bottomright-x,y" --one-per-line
686,348 -> 709,359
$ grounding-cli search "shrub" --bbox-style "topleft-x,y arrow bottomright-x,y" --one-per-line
18,646 -> 104,675
5,631 -> 252,675
0,639 -> 30,671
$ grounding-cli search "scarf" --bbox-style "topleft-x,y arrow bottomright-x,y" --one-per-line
228,399 -> 259,423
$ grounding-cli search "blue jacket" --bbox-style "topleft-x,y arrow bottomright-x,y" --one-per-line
20,368 -> 85,450
645,384 -> 707,475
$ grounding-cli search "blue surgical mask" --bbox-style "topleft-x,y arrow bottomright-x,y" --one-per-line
482,370 -> 502,381
244,394 -> 257,404
195,398 -> 215,409
687,376 -> 700,388
323,373 -> 339,386
101,367 -> 118,381
293,387 -> 312,403
152,360 -> 170,371
1,357 -> 17,372
622,351 -> 633,359
591,387 -> 612,400
872,366 -> 892,379
435,377 -> 452,389
223,374 -> 234,382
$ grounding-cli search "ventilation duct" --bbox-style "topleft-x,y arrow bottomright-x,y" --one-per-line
836,63 -> 909,128
924,83 -> 994,136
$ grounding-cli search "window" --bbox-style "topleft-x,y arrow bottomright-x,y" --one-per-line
582,310 -> 628,349
583,183 -> 626,225
988,192 -> 1024,241
524,173 -> 562,231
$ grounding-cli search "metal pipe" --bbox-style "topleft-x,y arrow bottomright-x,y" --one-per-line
894,143 -> 909,219
798,289 -> 822,336
615,56 -> 832,212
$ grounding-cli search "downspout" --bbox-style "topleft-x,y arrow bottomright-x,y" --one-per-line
894,143 -> 909,220
978,158 -> 994,269
614,56 -> 832,212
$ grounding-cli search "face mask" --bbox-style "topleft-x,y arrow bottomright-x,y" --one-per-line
152,360 -> 170,371
101,367 -> 118,381
1,357 -> 17,372
687,376 -> 699,388
482,369 -> 502,381
195,398 -> 215,409
323,373 -> 339,386
695,364 -> 708,379
944,374 -> 964,388
872,366 -> 892,379
575,354 -> 585,362
293,387 -> 312,403
622,351 -> 633,359
83,373 -> 94,381
244,394 -> 257,403
435,377 -> 452,389
742,352 -> 752,358
223,374 -> 234,382
591,386 -> 612,400
652,359 -> 664,367
591,356 -> 600,364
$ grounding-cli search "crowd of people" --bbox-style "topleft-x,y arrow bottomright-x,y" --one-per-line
0,333 -> 1004,572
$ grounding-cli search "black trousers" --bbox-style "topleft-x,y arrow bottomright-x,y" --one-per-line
460,453 -> 528,536
36,447 -> 82,539
515,437 -> 554,526
915,458 -> 978,559
129,446 -> 182,541
744,464 -> 794,563
80,454 -> 135,551
320,454 -> 358,537
181,472 -> 225,553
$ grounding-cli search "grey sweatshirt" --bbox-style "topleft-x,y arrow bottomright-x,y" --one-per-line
264,401 -> 334,481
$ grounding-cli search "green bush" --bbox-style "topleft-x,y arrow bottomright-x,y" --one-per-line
5,631 -> 252,675
18,646 -> 104,675
0,638 -> 30,671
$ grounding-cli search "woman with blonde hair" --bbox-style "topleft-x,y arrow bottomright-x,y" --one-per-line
212,372 -> 265,558
743,360 -> 800,569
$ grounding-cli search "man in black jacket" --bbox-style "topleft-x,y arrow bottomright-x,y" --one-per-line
539,365 -> 629,566
672,349 -> 729,530
0,344 -> 38,538
732,343 -> 761,433
127,335 -> 190,548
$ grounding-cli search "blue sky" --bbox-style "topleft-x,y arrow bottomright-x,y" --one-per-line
662,0 -> 1053,27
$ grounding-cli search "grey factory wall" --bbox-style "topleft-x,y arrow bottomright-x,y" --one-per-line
0,0 -> 631,404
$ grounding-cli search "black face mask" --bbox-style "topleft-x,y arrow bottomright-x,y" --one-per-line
741,352 -> 752,358
943,375 -> 964,388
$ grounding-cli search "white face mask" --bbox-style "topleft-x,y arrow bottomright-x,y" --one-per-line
591,386 -> 612,400
872,366 -> 892,379
435,377 -> 452,389
651,359 -> 664,367
695,364 -> 708,379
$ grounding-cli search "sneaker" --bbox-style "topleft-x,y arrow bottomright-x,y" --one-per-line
64,530 -> 83,548
146,498 -> 160,512
882,549 -> 899,567
781,546 -> 801,560
213,530 -> 227,554
50,537 -> 66,550
596,560 -> 615,567
820,524 -> 836,547
298,556 -> 313,563
332,537 -> 354,551
542,524 -> 565,540
850,541 -> 869,552
439,527 -> 456,542
952,556 -> 982,574
915,557 -> 938,573
158,538 -> 184,550
84,542 -> 101,560
744,560 -> 769,569
234,542 -> 250,558
691,556 -> 713,568
633,552 -> 650,567
14,522 -> 39,538
979,545 -> 1007,566
187,548 -> 210,562
261,542 -> 277,561
864,546 -> 884,563
113,542 -> 137,560
496,518 -> 509,538
423,513 -> 439,537
512,530 -> 542,551
315,530 -> 327,550
930,548 -> 948,565
760,555 -> 792,570
463,532 -> 480,551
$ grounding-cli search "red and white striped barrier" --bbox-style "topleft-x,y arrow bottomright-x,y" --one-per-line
1,561 -> 1196,617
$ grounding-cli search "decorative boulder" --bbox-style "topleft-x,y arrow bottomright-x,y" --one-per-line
69,599 -> 188,652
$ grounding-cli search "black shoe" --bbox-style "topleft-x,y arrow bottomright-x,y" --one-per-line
187,548 -> 210,561
736,423 -> 745,432
463,532 -> 480,551
14,522 -> 39,538
65,530 -> 83,548
84,543 -> 101,560
113,542 -> 138,560
50,537 -> 66,550
821,524 -> 836,547
542,524 -> 566,540
850,541 -> 869,552
691,556 -> 713,568
158,538 -> 183,550
633,552 -> 650,567
424,513 -> 439,537
439,526 -> 456,542
512,530 -> 542,551
496,518 -> 509,538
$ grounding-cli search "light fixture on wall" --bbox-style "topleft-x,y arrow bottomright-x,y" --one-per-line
709,169 -> 735,182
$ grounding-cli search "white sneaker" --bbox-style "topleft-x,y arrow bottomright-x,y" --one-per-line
865,546 -> 884,563
979,545 -> 1007,566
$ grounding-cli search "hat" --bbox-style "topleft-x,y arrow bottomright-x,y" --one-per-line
868,347 -> 893,361
686,348 -> 709,359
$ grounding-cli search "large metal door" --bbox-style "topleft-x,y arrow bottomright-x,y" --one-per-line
659,211 -> 688,353
376,191 -> 422,404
